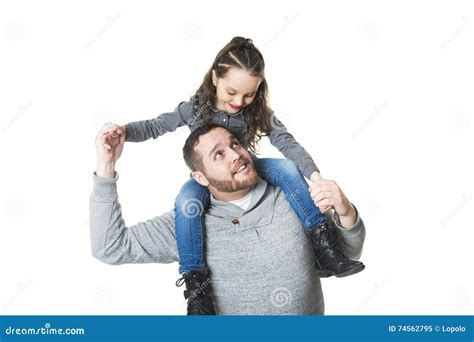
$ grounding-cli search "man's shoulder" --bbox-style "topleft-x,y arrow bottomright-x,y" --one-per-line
263,182 -> 294,213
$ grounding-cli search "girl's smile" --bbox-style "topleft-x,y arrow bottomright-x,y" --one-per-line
212,67 -> 261,114
228,103 -> 242,111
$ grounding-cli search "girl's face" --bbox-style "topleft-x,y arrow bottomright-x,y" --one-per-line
212,68 -> 262,114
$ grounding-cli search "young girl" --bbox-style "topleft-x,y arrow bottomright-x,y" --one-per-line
107,37 -> 364,315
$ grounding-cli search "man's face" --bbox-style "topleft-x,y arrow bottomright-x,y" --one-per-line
193,128 -> 258,195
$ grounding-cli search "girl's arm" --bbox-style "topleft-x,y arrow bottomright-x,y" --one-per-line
124,100 -> 194,142
268,114 -> 319,180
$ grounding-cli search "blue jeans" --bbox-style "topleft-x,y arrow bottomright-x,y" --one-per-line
174,158 -> 326,274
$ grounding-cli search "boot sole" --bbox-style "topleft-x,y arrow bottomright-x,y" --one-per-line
317,263 -> 365,278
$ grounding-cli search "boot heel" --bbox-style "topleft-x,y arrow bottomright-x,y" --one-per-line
334,263 -> 365,278
316,270 -> 335,278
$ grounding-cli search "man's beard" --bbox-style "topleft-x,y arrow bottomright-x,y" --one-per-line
204,163 -> 258,193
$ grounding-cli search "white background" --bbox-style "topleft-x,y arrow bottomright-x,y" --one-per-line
0,0 -> 473,315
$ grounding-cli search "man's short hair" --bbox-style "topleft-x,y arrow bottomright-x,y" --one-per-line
183,123 -> 227,172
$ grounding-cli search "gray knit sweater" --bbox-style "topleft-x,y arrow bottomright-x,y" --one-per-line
89,173 -> 366,315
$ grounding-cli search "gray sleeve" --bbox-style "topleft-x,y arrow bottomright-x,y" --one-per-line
124,101 -> 194,142
326,205 -> 366,260
89,173 -> 179,265
268,114 -> 319,178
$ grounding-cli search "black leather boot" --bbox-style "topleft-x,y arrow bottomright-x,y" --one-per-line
176,269 -> 216,315
306,223 -> 365,278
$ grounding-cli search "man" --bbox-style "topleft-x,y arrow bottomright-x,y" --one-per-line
90,123 -> 366,315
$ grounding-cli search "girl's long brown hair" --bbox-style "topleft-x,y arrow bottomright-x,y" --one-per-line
195,36 -> 273,154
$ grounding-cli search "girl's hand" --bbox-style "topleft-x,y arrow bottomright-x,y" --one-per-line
102,123 -> 125,151
96,123 -> 125,164
309,171 -> 331,213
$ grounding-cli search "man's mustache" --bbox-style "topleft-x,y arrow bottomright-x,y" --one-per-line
232,157 -> 253,174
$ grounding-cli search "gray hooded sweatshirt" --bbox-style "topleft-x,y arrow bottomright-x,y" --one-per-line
90,173 -> 366,315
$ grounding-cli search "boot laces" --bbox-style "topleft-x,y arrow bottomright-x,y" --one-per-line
313,223 -> 344,254
175,277 -> 185,287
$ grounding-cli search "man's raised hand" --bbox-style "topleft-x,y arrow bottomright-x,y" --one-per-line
95,123 -> 125,178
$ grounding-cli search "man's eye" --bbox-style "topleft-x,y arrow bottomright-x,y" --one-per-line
232,142 -> 240,149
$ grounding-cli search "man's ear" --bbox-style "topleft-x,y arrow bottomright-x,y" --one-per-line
191,171 -> 209,187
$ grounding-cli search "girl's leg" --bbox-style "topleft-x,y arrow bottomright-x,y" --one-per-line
174,177 -> 210,274
253,157 -> 325,230
253,157 -> 365,278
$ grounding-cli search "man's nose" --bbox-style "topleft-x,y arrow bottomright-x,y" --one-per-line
228,148 -> 241,163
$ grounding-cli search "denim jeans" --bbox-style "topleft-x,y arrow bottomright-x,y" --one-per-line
253,158 -> 326,229
174,158 -> 326,274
